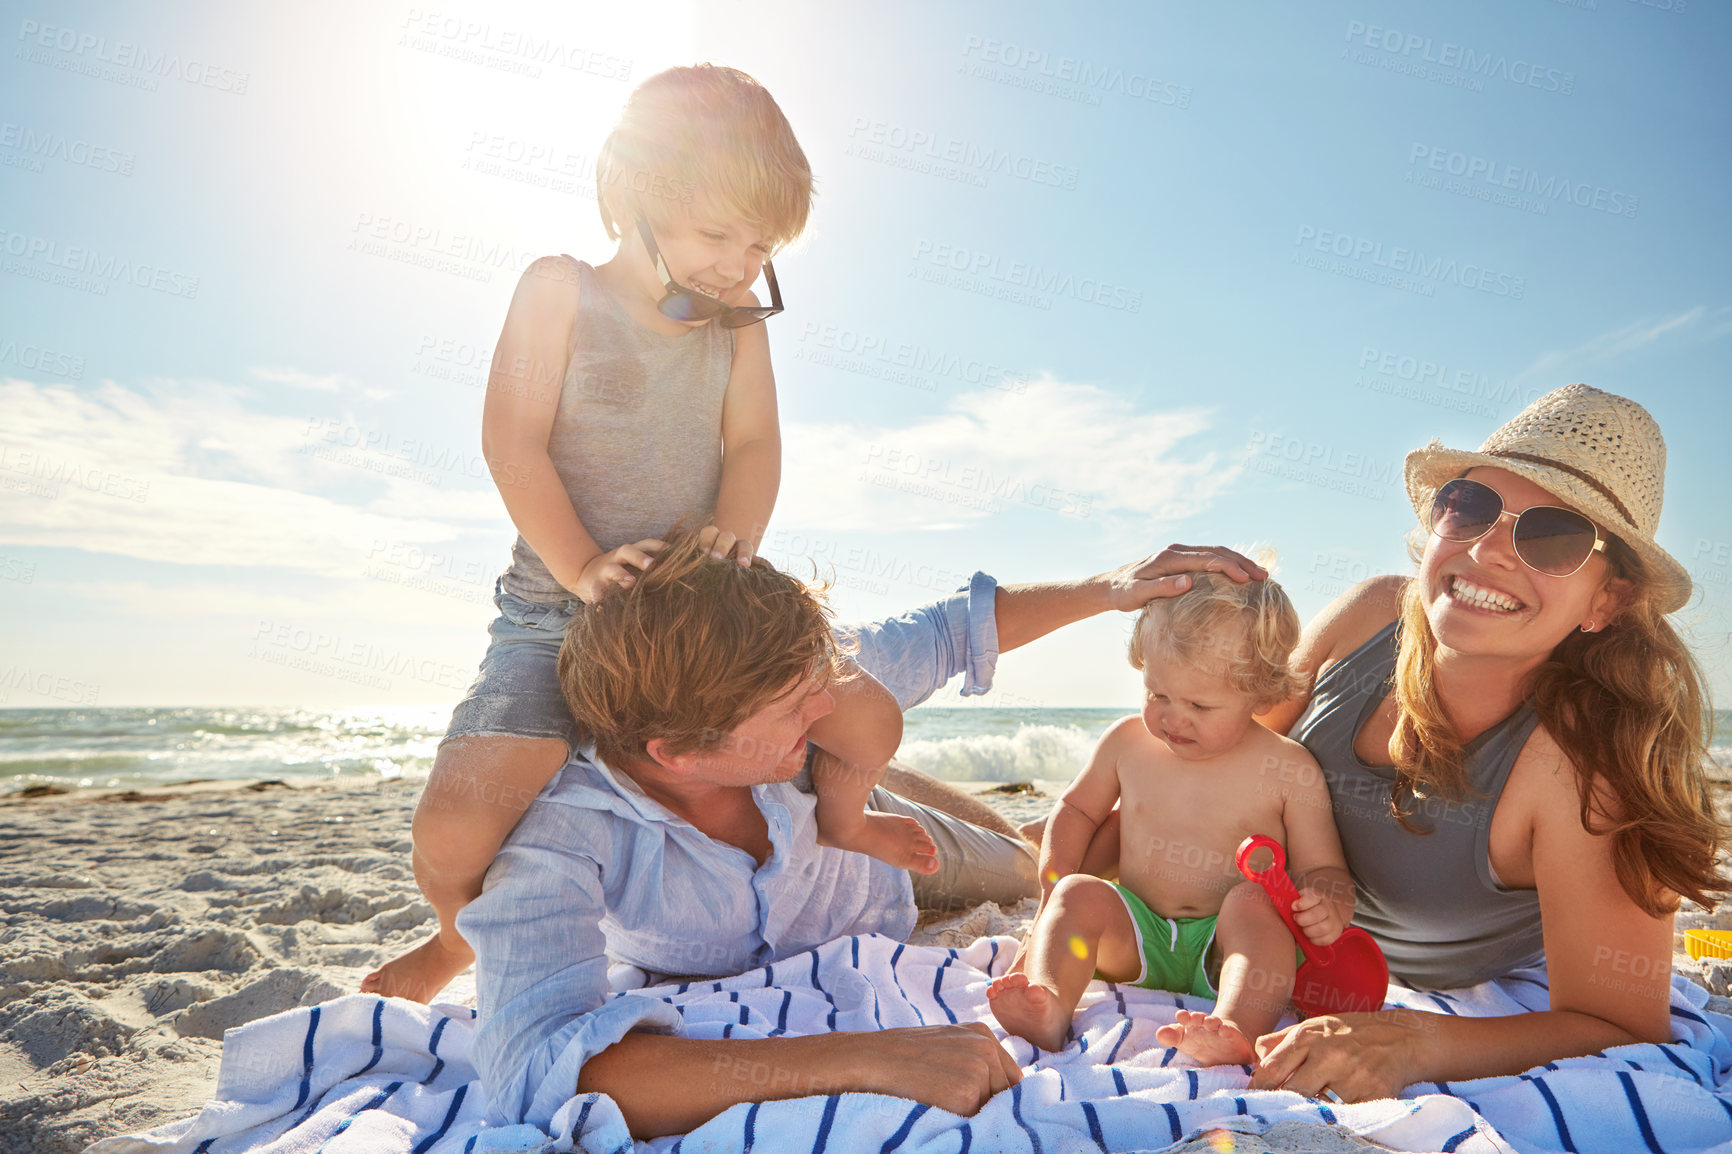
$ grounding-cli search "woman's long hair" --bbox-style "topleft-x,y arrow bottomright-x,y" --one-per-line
1390,536 -> 1727,916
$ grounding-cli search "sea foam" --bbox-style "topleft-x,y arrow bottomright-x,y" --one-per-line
896,723 -> 1096,783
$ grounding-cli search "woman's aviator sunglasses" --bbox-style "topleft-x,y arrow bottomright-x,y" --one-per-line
1429,477 -> 1607,577
635,218 -> 783,328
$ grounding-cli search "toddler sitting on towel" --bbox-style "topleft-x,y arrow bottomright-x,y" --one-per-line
989,573 -> 1354,1063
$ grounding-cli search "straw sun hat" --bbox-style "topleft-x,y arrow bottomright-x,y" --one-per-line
1402,383 -> 1692,614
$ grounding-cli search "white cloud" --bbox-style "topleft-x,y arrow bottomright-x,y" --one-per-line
1512,307 -> 1728,388
249,366 -> 352,392
779,377 -> 1233,533
0,377 -> 510,576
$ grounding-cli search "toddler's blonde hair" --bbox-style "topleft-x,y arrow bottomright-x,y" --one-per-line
596,64 -> 813,251
1129,572 -> 1302,707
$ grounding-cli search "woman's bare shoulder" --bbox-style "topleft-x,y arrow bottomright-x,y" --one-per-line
1261,576 -> 1404,736
1306,576 -> 1406,674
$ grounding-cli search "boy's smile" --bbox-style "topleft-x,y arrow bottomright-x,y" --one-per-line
613,210 -> 774,331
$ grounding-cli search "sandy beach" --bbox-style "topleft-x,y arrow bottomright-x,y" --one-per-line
4,775 -> 1729,1153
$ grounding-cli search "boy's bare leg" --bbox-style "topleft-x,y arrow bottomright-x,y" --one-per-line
986,874 -> 1139,1052
814,755 -> 938,873
881,762 -> 1024,842
1156,881 -> 1296,1065
361,736 -> 567,1002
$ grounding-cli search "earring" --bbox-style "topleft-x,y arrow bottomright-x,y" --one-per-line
1580,621 -> 1594,633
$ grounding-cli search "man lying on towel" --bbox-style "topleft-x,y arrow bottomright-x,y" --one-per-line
460,528 -> 1250,1138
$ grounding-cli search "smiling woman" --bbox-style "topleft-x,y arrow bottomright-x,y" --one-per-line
1230,382 -> 1728,1101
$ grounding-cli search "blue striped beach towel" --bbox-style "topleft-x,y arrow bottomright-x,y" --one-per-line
85,932 -> 1732,1153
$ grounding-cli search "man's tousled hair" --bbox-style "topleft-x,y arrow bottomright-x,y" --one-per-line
559,529 -> 840,768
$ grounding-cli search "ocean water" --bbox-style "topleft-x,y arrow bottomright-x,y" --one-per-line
2,705 -> 1728,793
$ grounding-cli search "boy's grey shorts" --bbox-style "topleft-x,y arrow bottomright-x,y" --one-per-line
447,583 -> 1038,910
443,584 -> 583,753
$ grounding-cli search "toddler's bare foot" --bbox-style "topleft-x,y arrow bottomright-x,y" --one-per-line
986,972 -> 1072,1052
360,930 -> 474,1003
826,812 -> 939,874
1155,1009 -> 1256,1066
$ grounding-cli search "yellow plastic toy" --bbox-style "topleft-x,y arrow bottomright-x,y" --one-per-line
1685,929 -> 1732,961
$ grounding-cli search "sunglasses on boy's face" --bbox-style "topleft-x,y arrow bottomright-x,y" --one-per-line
1429,476 -> 1607,577
635,218 -> 783,328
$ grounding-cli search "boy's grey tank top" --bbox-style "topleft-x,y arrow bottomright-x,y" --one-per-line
500,258 -> 735,603
1292,621 -> 1545,989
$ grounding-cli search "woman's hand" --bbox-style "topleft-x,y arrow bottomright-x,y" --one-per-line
1250,1010 -> 1432,1102
1102,544 -> 1269,613
572,538 -> 665,602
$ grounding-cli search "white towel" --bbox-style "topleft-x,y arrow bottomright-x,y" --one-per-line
85,933 -> 1732,1154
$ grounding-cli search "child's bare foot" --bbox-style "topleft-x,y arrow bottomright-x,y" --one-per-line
1155,1009 -> 1256,1066
827,812 -> 939,874
986,972 -> 1072,1052
360,930 -> 474,1003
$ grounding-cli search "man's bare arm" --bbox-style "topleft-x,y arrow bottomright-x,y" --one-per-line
576,1025 -> 1020,1139
994,545 -> 1268,653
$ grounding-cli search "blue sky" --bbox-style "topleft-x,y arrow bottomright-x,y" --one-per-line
1,0 -> 1727,710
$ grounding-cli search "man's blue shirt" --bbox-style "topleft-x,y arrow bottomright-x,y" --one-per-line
460,573 -> 1001,1126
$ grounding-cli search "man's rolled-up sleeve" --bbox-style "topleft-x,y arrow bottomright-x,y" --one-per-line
846,571 -> 999,710
460,825 -> 683,1128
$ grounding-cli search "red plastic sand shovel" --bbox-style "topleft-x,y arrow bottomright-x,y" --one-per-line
1235,834 -> 1389,1018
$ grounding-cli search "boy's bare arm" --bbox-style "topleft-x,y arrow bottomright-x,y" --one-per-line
1039,721 -> 1131,894
710,294 -> 780,557
806,661 -> 903,773
483,257 -> 656,599
1275,740 -> 1355,945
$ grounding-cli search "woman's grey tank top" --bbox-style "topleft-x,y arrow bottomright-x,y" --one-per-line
1292,621 -> 1545,989
500,258 -> 735,603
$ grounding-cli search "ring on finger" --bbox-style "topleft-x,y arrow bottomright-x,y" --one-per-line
1319,1087 -> 1344,1104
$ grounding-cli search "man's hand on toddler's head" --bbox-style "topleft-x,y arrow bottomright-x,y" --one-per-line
1103,544 -> 1270,613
